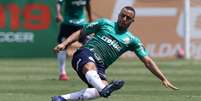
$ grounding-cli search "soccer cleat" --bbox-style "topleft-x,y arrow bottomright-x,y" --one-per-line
59,74 -> 69,81
99,80 -> 125,98
51,96 -> 66,101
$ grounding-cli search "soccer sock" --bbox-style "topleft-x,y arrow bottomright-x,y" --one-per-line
85,70 -> 106,92
61,88 -> 100,101
57,50 -> 66,75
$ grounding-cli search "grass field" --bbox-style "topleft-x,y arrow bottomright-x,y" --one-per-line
0,58 -> 200,101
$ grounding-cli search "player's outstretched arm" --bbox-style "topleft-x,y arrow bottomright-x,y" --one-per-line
54,30 -> 82,53
140,56 -> 179,90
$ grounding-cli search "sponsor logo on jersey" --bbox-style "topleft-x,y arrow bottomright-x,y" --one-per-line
101,36 -> 122,51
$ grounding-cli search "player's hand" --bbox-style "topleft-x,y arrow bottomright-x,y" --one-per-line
54,44 -> 65,53
161,79 -> 179,90
56,14 -> 63,23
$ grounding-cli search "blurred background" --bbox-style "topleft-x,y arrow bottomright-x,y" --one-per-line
0,0 -> 200,59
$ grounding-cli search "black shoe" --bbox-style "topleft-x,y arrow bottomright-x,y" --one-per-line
99,80 -> 125,98
51,96 -> 66,101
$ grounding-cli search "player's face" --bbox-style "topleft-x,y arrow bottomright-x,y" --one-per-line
117,8 -> 135,30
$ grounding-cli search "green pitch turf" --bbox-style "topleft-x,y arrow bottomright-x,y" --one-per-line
0,58 -> 200,101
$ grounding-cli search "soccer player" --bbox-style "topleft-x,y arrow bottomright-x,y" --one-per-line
55,0 -> 92,80
52,6 -> 178,101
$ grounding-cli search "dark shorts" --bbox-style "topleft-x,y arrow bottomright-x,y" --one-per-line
71,48 -> 107,88
57,23 -> 83,43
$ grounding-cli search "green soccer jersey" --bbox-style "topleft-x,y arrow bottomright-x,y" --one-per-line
83,18 -> 149,67
59,0 -> 89,25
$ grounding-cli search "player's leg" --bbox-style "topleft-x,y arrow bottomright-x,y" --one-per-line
57,49 -> 68,80
83,61 -> 125,98
52,48 -> 104,101
52,48 -> 124,100
72,48 -> 124,97
57,23 -> 69,80
83,62 -> 107,91
52,88 -> 100,101
51,80 -> 125,101
56,23 -> 82,80
71,48 -> 107,91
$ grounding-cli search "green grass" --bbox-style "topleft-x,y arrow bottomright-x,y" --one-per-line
0,58 -> 201,101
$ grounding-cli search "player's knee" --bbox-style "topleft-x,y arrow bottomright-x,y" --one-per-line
82,62 -> 97,74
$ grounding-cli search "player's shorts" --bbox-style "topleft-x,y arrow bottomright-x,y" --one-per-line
71,47 -> 107,88
57,23 -> 83,43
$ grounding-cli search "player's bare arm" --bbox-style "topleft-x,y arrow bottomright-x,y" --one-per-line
54,30 -> 82,52
56,0 -> 63,23
140,56 -> 179,90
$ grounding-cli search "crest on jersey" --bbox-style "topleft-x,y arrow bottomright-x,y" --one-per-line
123,37 -> 130,44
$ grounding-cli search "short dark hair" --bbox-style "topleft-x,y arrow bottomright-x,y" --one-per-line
123,6 -> 135,15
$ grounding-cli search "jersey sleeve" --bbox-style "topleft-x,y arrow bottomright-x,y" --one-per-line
79,19 -> 101,43
79,18 -> 108,43
129,36 -> 149,58
83,22 -> 99,34
82,18 -> 106,35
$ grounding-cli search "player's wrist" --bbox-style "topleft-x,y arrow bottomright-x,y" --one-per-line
160,76 -> 167,82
